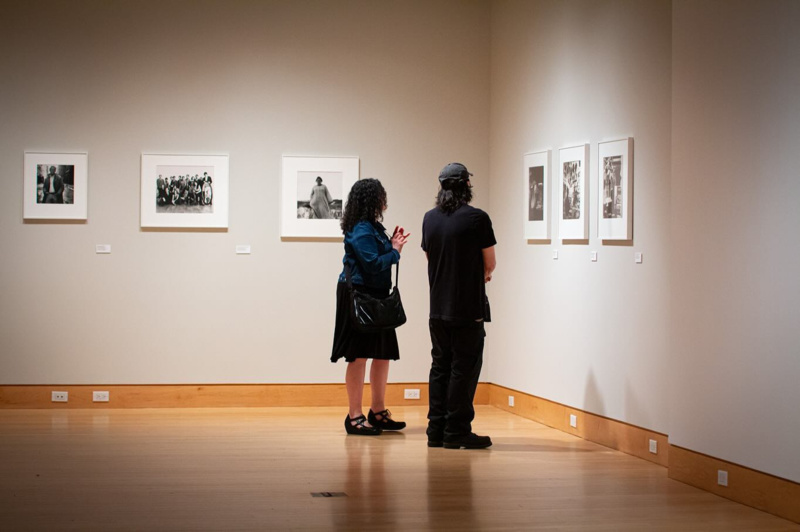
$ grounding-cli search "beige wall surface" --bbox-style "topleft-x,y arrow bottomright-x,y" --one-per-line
487,0 -> 673,434
0,0 -> 490,384
670,0 -> 800,483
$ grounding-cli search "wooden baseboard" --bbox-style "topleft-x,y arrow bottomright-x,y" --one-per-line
0,383 -> 440,409
669,444 -> 800,524
485,383 -> 669,467
0,382 -> 491,409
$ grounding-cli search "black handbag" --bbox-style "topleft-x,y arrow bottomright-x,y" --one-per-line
344,263 -> 407,331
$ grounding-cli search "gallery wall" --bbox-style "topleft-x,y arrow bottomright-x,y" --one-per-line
670,0 -> 800,483
488,0 -> 800,484
486,0 -> 673,434
0,0 -> 491,384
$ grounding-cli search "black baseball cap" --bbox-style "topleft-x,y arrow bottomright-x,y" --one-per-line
438,162 -> 473,183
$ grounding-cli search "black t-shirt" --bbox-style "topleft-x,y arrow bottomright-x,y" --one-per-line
421,204 -> 496,323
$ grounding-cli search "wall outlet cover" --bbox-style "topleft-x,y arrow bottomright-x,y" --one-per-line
92,391 -> 110,402
51,391 -> 68,402
403,388 -> 420,400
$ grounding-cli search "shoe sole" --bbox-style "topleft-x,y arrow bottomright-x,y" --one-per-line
443,442 -> 492,449
345,430 -> 382,436
427,441 -> 443,448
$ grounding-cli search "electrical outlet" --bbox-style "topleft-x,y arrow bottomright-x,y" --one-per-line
51,391 -> 68,403
508,395 -> 515,407
403,388 -> 420,400
717,470 -> 728,487
649,439 -> 658,454
93,391 -> 110,403
569,414 -> 577,428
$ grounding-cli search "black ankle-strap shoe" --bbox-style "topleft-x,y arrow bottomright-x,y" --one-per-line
344,414 -> 382,435
367,409 -> 406,431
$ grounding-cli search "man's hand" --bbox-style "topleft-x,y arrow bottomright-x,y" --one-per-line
482,246 -> 496,283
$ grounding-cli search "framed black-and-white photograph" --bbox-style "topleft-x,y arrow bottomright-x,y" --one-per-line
281,156 -> 358,239
597,138 -> 633,241
23,152 -> 88,220
523,150 -> 550,240
558,144 -> 590,240
140,154 -> 229,229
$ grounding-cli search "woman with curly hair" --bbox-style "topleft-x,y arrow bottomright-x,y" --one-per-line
331,178 -> 410,435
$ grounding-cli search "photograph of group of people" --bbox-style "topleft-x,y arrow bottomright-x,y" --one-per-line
602,155 -> 623,219
296,171 -> 343,219
156,166 -> 214,214
36,164 -> 75,204
562,160 -> 582,220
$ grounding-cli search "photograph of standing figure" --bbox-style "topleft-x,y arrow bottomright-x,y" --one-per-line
296,171 -> 343,219
37,164 -> 75,204
602,155 -> 622,219
281,157 -> 356,238
309,176 -> 333,218
562,160 -> 581,220
24,152 -> 88,221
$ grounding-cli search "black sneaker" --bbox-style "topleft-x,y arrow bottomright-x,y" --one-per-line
443,433 -> 492,449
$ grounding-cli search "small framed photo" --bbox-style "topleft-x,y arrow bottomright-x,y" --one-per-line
140,153 -> 229,229
558,143 -> 590,240
23,152 -> 88,220
523,150 -> 551,240
281,155 -> 358,239
597,138 -> 633,241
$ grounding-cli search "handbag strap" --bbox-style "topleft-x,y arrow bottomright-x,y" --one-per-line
344,262 -> 354,289
343,261 -> 399,289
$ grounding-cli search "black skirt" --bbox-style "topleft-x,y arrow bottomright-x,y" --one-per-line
331,282 -> 400,363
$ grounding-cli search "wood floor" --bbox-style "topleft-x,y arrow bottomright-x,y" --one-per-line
0,406 -> 797,531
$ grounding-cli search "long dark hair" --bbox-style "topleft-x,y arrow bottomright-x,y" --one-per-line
436,179 -> 472,214
341,178 -> 387,233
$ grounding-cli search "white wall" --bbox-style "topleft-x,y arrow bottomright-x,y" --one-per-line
0,0 -> 490,384
487,0 -> 673,434
670,0 -> 800,483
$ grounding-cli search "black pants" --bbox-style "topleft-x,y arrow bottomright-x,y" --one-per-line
427,319 -> 485,440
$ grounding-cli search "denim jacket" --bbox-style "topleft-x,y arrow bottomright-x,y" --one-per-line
338,220 -> 400,292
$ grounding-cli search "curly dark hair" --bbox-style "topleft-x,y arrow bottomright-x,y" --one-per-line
435,178 -> 473,214
341,178 -> 387,233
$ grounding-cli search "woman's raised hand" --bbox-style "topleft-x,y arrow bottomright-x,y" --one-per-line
391,225 -> 410,253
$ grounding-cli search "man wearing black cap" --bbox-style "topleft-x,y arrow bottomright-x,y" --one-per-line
421,162 -> 496,449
